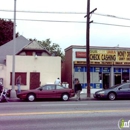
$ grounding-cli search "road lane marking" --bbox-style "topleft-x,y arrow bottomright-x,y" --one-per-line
0,109 -> 130,116
41,103 -> 88,106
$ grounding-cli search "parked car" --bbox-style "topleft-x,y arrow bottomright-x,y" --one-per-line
93,83 -> 130,100
17,84 -> 75,102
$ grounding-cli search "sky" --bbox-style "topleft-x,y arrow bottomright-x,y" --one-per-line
1,0 -> 130,52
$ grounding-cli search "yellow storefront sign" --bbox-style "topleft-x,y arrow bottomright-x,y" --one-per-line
116,51 -> 130,61
90,50 -> 116,61
75,50 -> 130,65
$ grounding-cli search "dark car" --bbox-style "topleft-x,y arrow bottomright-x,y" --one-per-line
93,83 -> 130,100
17,84 -> 75,102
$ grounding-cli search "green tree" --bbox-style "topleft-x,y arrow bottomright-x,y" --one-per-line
0,19 -> 13,46
30,38 -> 64,60
40,39 -> 64,60
0,19 -> 19,46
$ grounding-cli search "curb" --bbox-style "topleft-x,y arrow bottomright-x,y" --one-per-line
70,97 -> 95,101
6,94 -> 95,102
7,98 -> 21,102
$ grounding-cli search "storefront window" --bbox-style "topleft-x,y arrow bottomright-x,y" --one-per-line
122,73 -> 129,83
99,72 -> 102,83
122,68 -> 129,83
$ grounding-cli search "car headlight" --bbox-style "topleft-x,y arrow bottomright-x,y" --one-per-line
98,91 -> 105,94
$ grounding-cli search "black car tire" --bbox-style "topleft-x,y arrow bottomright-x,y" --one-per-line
62,93 -> 69,101
108,92 -> 116,100
27,94 -> 36,102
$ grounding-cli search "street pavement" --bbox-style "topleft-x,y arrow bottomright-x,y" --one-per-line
0,100 -> 130,130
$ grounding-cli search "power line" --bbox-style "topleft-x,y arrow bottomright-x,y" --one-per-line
1,17 -> 130,28
94,13 -> 130,21
1,9 -> 130,21
93,22 -> 130,28
1,18 -> 85,23
0,9 -> 86,14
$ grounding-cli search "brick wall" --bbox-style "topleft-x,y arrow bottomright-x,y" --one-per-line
63,49 -> 73,88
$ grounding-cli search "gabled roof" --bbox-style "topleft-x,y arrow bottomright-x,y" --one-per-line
24,41 -> 44,50
0,35 -> 31,64
23,40 -> 51,56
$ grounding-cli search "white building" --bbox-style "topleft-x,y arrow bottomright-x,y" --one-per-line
62,45 -> 130,94
0,36 -> 61,90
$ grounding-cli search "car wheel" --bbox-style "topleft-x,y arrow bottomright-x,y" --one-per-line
62,93 -> 69,101
27,94 -> 35,102
108,93 -> 116,100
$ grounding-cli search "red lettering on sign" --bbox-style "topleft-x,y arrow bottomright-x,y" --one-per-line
76,52 -> 86,58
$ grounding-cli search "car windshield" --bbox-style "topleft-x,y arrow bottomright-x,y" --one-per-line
35,86 -> 42,90
110,84 -> 122,89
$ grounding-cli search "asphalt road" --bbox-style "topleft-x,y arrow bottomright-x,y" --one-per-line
0,100 -> 130,130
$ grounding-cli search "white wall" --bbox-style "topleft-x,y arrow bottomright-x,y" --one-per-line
0,64 -> 6,86
5,55 -> 61,90
72,48 -> 86,61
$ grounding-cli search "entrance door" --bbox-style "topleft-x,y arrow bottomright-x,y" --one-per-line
122,72 -> 129,83
114,73 -> 121,85
30,72 -> 40,89
103,73 -> 110,89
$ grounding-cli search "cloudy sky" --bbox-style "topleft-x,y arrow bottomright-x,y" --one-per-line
0,0 -> 130,52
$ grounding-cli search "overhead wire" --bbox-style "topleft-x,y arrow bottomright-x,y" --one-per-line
1,18 -> 85,23
94,13 -> 130,21
1,17 -> 130,28
0,9 -> 86,14
93,22 -> 130,28
1,9 -> 130,28
1,9 -> 130,21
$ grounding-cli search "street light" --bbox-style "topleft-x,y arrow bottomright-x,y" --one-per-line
10,0 -> 17,98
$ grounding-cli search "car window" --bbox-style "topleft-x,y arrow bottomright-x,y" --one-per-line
111,84 -> 121,89
42,85 -> 55,90
120,84 -> 130,89
56,85 -> 65,90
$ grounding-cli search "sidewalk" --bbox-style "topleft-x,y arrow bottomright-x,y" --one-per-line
7,97 -> 21,102
70,93 -> 94,101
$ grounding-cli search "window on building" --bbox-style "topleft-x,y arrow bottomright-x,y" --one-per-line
26,51 -> 33,55
122,73 -> 129,83
35,52 -> 42,56
10,72 -> 27,85
99,72 -> 102,83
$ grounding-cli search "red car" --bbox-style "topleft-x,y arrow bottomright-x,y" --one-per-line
17,84 -> 75,102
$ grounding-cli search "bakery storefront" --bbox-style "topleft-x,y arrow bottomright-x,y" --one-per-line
73,49 -> 130,93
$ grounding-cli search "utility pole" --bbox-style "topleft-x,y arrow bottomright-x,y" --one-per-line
84,0 -> 97,98
10,0 -> 17,98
